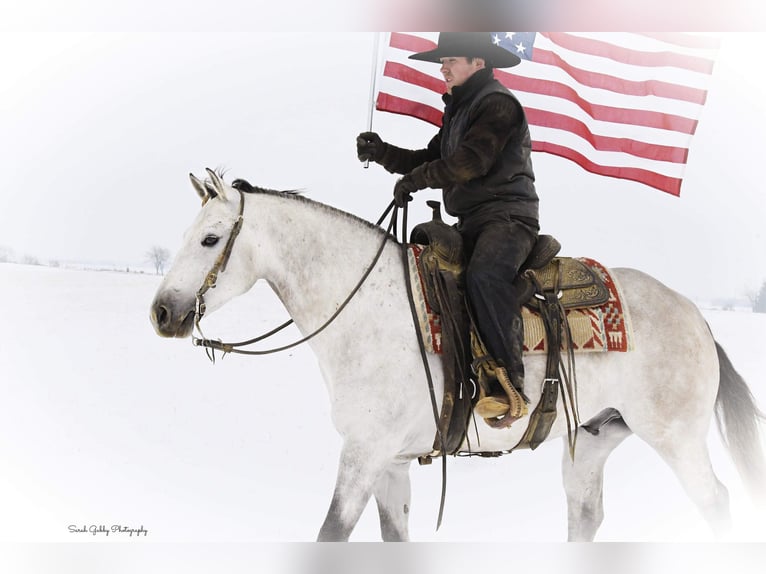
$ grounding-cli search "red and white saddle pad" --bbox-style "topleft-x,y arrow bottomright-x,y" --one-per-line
407,246 -> 634,355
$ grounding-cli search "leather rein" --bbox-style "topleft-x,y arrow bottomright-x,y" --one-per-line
192,195 -> 400,361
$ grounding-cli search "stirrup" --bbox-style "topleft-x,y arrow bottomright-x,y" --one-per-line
475,367 -> 528,428
475,395 -> 513,419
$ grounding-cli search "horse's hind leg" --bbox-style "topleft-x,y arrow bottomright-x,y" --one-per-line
649,435 -> 731,537
563,415 -> 633,541
373,460 -> 412,541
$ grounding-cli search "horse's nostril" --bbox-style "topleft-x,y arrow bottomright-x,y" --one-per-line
157,305 -> 169,326
151,303 -> 170,328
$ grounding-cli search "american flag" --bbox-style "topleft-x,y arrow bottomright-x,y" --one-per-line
374,32 -> 720,196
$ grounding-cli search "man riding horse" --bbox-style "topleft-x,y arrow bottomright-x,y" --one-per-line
357,32 -> 538,422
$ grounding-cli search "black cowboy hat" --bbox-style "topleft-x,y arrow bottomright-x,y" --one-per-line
408,32 -> 521,68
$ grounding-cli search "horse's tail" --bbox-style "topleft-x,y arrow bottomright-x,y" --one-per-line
714,341 -> 766,504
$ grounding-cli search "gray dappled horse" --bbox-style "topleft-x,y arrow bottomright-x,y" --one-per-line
150,170 -> 765,541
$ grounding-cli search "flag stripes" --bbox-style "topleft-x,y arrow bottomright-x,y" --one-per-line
374,32 -> 719,195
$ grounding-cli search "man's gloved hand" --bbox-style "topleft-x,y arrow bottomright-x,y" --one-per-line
393,176 -> 418,208
356,132 -> 385,162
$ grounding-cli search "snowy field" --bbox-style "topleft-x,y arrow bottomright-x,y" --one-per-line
1,261 -> 765,571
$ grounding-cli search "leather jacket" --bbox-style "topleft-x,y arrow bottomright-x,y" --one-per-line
377,68 -> 539,224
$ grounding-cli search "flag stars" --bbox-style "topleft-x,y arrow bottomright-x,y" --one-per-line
514,41 -> 527,55
496,32 -> 516,46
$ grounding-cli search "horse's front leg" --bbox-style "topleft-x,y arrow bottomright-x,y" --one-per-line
373,460 -> 412,541
317,441 -> 386,541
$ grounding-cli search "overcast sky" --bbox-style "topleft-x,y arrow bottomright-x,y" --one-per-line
2,30 -> 765,302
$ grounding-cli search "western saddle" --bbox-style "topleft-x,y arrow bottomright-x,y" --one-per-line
410,201 -> 610,459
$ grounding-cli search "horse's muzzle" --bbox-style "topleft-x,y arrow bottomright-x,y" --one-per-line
150,294 -> 195,338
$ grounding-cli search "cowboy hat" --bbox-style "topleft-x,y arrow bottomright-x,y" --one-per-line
408,32 -> 521,68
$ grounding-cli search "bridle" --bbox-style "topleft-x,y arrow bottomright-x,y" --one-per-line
193,189 -> 245,336
192,194 -> 400,362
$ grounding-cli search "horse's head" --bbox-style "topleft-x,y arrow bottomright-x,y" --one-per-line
150,169 -> 258,338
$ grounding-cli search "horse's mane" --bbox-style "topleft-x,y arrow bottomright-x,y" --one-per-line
229,177 -> 393,239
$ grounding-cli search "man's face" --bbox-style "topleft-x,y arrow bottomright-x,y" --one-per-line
439,56 -> 485,94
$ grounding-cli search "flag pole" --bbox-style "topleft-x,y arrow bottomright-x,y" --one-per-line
363,32 -> 383,169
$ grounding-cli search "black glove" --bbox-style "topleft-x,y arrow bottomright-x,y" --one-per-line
356,132 -> 385,163
393,176 -> 418,208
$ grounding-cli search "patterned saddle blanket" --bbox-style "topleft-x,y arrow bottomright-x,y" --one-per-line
407,247 -> 634,355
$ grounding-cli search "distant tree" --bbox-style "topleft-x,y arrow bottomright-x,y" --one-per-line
754,280 -> 766,314
0,245 -> 15,263
146,246 -> 171,275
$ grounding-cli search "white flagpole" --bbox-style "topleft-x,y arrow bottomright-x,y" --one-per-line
363,32 -> 383,169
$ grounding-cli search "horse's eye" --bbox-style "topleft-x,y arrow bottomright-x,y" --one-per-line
201,235 -> 220,247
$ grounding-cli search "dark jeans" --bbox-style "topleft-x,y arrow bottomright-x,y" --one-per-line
461,214 -> 538,385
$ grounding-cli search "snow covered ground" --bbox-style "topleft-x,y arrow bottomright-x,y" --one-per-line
1,260 -> 764,545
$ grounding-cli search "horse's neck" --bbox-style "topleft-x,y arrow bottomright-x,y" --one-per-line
246,194 -> 396,332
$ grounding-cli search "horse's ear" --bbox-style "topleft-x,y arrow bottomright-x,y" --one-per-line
189,173 -> 210,204
205,168 -> 229,202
